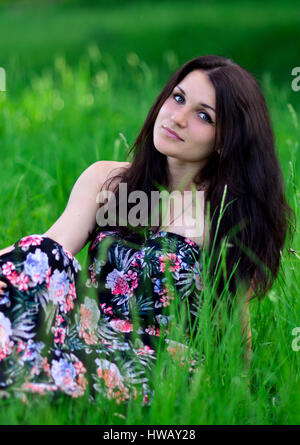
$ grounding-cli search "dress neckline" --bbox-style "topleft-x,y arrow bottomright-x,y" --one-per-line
148,229 -> 202,251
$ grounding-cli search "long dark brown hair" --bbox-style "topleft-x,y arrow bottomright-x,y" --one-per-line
89,55 -> 296,304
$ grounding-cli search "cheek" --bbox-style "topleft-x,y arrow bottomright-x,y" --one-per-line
157,99 -> 174,119
154,104 -> 168,133
156,105 -> 167,122
191,123 -> 215,146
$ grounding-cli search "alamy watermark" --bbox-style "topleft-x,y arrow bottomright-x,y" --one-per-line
0,67 -> 6,92
292,327 -> 300,351
291,67 -> 300,92
95,184 -> 205,238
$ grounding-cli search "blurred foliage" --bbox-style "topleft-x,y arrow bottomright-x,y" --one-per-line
0,0 -> 299,105
0,0 -> 299,425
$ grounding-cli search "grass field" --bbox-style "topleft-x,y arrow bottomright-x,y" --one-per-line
1,0 -> 300,97
0,0 -> 299,425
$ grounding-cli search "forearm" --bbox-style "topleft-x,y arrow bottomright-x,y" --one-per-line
0,245 -> 14,256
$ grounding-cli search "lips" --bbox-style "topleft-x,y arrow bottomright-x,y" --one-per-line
162,126 -> 184,141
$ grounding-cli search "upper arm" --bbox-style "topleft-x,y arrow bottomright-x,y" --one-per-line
43,160 -> 122,256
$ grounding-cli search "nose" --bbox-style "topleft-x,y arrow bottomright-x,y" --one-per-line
171,107 -> 188,127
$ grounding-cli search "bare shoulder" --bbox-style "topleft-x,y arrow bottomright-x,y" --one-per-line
96,160 -> 131,173
95,160 -> 131,190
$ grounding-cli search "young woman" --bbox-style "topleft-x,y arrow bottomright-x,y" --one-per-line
0,55 -> 295,404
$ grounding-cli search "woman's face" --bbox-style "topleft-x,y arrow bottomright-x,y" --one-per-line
153,69 -> 218,163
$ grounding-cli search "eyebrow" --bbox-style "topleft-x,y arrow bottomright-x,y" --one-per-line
175,85 -> 216,114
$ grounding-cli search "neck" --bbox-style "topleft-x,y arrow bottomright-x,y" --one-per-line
166,157 -> 207,193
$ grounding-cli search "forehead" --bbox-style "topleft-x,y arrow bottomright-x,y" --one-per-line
177,70 -> 216,106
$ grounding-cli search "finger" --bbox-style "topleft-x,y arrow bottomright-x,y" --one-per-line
0,282 -> 7,291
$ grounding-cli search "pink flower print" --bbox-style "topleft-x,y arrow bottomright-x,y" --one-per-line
145,325 -> 156,335
21,382 -> 58,395
82,330 -> 97,345
159,295 -> 170,307
100,303 -> 114,316
68,283 -> 76,299
46,267 -> 52,289
184,237 -> 197,247
65,296 -> 74,313
95,359 -> 130,404
109,318 -> 133,333
62,247 -> 74,260
60,283 -> 77,313
145,325 -> 160,336
79,297 -> 100,345
125,269 -> 138,290
53,327 -> 66,344
90,269 -> 96,283
80,305 -> 94,331
130,251 -> 144,268
136,345 -> 155,356
159,253 -> 181,273
158,282 -> 175,307
130,258 -> 139,268
6,270 -> 19,286
89,232 -> 107,251
97,367 -> 121,388
74,361 -> 86,376
126,287 -> 135,298
125,269 -> 137,280
18,235 -> 44,249
95,359 -> 125,391
16,341 -> 26,354
1,261 -> 15,276
80,305 -> 92,329
16,273 -> 30,291
106,269 -> 129,296
55,315 -> 65,326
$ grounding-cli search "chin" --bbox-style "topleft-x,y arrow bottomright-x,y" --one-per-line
154,142 -> 175,157
154,134 -> 176,152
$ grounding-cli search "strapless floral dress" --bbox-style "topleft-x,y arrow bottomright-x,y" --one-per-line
0,228 -> 205,405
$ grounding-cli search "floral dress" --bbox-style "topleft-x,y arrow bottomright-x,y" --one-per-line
0,229 -> 205,405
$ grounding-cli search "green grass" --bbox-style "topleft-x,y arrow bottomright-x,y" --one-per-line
0,1 -> 299,425
1,0 -> 300,100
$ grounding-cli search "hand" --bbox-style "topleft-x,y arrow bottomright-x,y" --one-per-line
0,280 -> 7,295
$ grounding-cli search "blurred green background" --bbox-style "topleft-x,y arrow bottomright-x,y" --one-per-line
0,0 -> 299,238
0,0 -> 300,103
0,0 -> 300,425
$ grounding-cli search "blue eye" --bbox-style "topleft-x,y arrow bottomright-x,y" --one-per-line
198,111 -> 213,124
173,93 -> 184,103
172,93 -> 213,124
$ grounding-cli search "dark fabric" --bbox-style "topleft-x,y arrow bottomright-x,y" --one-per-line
0,229 -> 205,404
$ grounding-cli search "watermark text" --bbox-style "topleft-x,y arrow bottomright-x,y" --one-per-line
96,183 -> 205,238
0,67 -> 6,92
291,67 -> 300,91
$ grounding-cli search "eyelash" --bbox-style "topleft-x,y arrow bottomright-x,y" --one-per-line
172,93 -> 214,124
